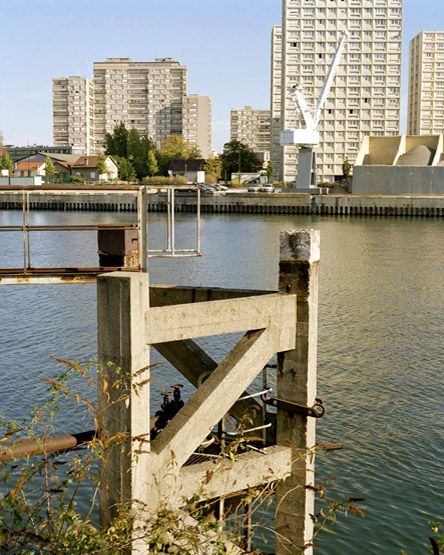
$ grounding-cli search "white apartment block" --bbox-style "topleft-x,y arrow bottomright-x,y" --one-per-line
53,76 -> 94,155
279,0 -> 402,183
408,31 -> 444,136
230,106 -> 271,155
93,58 -> 187,153
183,94 -> 212,158
270,25 -> 283,179
53,58 -> 212,156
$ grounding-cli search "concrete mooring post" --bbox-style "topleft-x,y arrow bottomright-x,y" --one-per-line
276,229 -> 320,555
97,271 -> 150,527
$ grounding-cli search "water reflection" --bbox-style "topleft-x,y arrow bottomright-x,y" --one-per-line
0,211 -> 443,554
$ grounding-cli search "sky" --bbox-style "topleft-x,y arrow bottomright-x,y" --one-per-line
0,0 -> 443,151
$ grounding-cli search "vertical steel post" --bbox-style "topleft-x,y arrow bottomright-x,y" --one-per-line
275,229 -> 320,555
196,187 -> 201,254
22,190 -> 27,273
171,188 -> 175,256
167,188 -> 172,252
137,186 -> 148,272
26,192 -> 31,270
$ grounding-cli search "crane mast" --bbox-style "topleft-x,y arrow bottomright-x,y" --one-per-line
280,32 -> 348,190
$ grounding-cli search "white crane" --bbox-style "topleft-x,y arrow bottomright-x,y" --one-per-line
281,32 -> 348,189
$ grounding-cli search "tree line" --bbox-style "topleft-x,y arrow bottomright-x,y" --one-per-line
104,123 -> 267,183
0,124 -> 272,183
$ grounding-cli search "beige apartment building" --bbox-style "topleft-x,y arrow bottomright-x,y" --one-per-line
270,25 -> 283,179
408,31 -> 444,136
93,57 -> 187,152
276,0 -> 403,183
230,106 -> 271,158
53,58 -> 211,156
183,94 -> 212,158
53,76 -> 95,155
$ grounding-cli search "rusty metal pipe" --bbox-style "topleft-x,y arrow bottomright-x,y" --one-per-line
0,430 -> 97,462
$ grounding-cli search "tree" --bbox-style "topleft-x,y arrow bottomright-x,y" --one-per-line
44,157 -> 55,182
265,161 -> 275,182
96,154 -> 108,179
159,135 -> 201,160
128,130 -> 157,179
157,135 -> 201,175
219,140 -> 262,180
342,157 -> 352,180
0,152 -> 14,174
203,156 -> 222,183
146,150 -> 159,177
115,156 -> 136,182
104,123 -> 158,180
104,122 -> 129,159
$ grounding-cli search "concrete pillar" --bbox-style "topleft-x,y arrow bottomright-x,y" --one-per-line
97,271 -> 150,530
297,148 -> 314,189
276,229 -> 320,555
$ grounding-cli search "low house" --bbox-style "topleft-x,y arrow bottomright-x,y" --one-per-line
14,154 -> 71,181
14,161 -> 46,177
169,159 -> 206,183
72,155 -> 118,182
13,152 -> 118,183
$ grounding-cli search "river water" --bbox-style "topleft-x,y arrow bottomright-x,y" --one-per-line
0,210 -> 443,554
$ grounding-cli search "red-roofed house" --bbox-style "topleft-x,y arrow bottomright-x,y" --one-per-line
13,153 -> 118,182
72,155 -> 118,181
15,161 -> 46,177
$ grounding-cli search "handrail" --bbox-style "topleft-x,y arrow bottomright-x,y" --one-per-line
0,185 -> 202,282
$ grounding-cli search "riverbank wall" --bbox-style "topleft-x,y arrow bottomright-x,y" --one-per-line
1,191 -> 444,216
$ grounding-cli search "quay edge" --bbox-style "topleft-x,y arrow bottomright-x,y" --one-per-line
1,191 -> 444,217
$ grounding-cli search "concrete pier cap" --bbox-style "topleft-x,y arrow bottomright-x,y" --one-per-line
280,229 -> 320,263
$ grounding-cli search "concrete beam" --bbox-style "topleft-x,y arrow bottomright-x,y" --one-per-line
154,339 -> 263,424
175,446 -> 292,504
151,327 -> 287,472
150,284 -> 273,307
146,293 -> 297,344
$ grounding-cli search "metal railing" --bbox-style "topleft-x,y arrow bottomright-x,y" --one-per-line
0,184 -> 202,284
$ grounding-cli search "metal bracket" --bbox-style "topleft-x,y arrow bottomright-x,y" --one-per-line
261,393 -> 326,418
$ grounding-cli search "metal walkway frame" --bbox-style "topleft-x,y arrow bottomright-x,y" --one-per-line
0,184 -> 201,285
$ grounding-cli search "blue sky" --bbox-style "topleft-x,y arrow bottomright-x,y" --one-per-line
0,0 -> 443,151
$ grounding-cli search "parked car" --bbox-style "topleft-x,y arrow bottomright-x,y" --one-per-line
247,186 -> 260,192
258,186 -> 275,193
199,184 -> 226,194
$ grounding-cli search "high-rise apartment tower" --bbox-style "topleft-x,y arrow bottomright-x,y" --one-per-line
270,25 -> 283,179
53,76 -> 95,154
275,0 -> 403,183
230,106 -> 271,156
183,95 -> 212,158
408,31 -> 444,135
53,58 -> 212,156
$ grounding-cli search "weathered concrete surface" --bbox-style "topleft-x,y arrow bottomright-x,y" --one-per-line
276,230 -> 320,555
150,284 -> 272,307
150,326 -> 294,472
176,446 -> 292,502
352,165 -> 444,195
97,272 -> 150,530
145,293 -> 297,344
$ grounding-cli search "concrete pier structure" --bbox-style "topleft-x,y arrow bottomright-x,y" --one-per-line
96,229 -> 321,553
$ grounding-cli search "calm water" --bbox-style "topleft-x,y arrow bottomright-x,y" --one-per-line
0,210 -> 443,554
